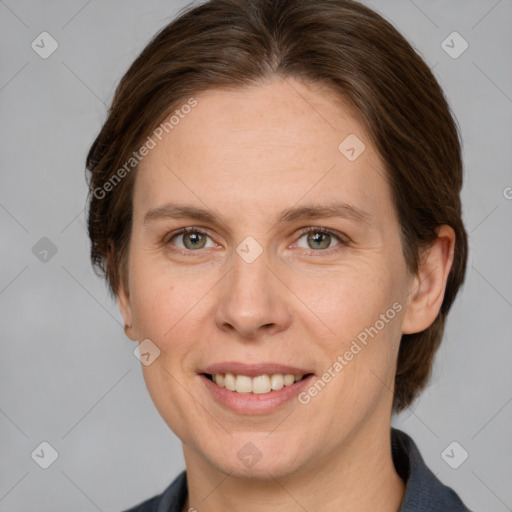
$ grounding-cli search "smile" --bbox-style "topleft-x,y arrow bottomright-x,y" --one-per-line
199,363 -> 316,414
205,372 -> 309,394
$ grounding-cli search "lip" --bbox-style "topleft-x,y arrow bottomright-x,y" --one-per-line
201,362 -> 314,377
199,363 -> 315,415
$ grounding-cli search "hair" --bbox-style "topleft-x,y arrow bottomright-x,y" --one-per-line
86,0 -> 468,413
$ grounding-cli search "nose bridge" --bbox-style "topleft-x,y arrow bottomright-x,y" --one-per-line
232,242 -> 272,295
215,240 -> 291,337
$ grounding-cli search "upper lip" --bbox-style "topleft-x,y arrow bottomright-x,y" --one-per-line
201,362 -> 314,377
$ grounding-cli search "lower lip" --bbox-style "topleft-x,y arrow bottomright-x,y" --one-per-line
200,374 -> 315,415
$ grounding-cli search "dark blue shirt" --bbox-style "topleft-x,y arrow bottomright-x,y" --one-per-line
123,427 -> 473,511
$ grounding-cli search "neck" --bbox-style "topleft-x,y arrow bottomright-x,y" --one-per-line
182,420 -> 405,512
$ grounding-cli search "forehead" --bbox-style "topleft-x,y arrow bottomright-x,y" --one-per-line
133,78 -> 394,227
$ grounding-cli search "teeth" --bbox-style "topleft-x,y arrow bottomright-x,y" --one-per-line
283,374 -> 295,386
251,374 -> 271,394
235,375 -> 252,393
211,373 -> 306,394
270,374 -> 283,390
223,373 -> 236,391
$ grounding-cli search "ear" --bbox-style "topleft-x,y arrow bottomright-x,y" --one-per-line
118,278 -> 137,340
401,225 -> 456,335
107,239 -> 136,341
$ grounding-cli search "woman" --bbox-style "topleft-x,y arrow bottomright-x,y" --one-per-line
86,0 -> 472,510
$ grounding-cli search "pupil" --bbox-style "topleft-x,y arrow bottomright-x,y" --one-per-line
309,232 -> 330,250
185,232 -> 205,249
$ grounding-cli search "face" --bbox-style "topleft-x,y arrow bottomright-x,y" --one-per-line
119,78 -> 417,478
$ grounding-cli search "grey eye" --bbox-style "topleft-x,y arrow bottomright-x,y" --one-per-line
296,230 -> 341,251
172,230 -> 214,250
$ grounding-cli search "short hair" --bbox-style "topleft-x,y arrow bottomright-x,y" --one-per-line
86,0 -> 468,413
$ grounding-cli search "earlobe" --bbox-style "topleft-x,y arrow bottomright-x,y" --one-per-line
401,225 -> 456,335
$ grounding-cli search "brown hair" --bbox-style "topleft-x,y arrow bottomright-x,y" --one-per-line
86,0 -> 468,413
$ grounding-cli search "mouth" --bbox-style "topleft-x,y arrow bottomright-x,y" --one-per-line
199,363 -> 316,414
202,372 -> 313,394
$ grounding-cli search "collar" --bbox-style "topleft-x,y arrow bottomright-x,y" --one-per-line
391,427 -> 472,511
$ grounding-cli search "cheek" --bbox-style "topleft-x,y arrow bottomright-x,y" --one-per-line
303,275 -> 403,413
294,260 -> 398,331
127,251 -> 180,351
129,269 -> 173,336
127,251 -> 219,365
295,261 -> 404,392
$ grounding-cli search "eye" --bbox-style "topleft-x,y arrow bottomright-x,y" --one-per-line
295,227 -> 346,253
166,227 -> 216,252
164,226 -> 348,256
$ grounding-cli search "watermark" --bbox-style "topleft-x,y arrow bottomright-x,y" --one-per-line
31,441 -> 59,469
503,186 -> 512,200
236,236 -> 263,263
31,32 -> 59,59
441,31 -> 468,60
32,236 -> 58,263
338,134 -> 366,161
133,338 -> 161,366
298,301 -> 403,405
93,97 -> 198,200
441,441 -> 469,469
237,441 -> 263,468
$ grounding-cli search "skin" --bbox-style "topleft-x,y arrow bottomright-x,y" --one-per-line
118,77 -> 455,512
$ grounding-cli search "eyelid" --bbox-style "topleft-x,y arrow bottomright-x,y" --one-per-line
163,225 -> 349,255
163,226 -> 213,248
164,226 -> 209,242
292,226 -> 349,254
295,226 -> 349,244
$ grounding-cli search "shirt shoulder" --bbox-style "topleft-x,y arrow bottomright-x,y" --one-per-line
121,470 -> 188,512
392,427 -> 474,512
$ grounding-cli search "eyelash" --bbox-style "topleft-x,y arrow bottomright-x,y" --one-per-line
163,226 -> 348,257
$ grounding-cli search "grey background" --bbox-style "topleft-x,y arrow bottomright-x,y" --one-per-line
0,0 -> 511,511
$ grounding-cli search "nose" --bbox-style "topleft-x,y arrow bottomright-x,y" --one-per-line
215,247 -> 292,340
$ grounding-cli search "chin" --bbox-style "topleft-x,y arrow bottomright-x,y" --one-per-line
214,456 -> 303,480
195,434 -> 310,480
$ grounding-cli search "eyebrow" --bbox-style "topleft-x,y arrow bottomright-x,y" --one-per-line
143,201 -> 372,227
